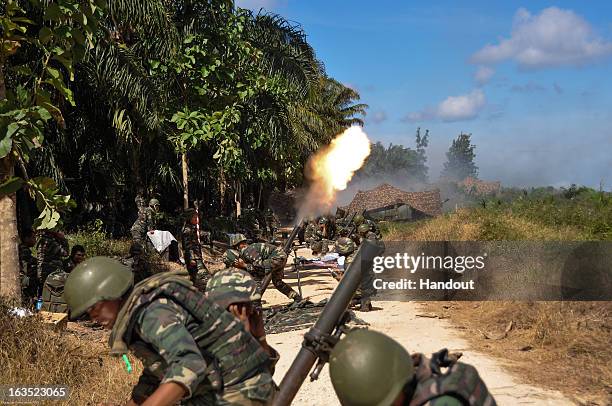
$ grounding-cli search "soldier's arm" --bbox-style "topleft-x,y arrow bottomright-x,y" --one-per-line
131,368 -> 162,404
137,299 -> 208,400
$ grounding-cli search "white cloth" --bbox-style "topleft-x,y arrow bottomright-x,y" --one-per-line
321,252 -> 340,262
147,230 -> 177,253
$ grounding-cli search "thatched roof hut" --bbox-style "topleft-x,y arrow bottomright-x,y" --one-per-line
343,183 -> 442,218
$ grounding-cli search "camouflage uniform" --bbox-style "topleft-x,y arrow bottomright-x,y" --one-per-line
121,243 -> 151,284
19,243 -> 38,300
335,237 -> 376,311
108,271 -> 275,405
181,220 -> 209,285
36,231 -> 69,293
240,243 -> 300,300
305,220 -> 329,255
263,210 -> 280,241
131,207 -> 156,244
206,268 -> 281,375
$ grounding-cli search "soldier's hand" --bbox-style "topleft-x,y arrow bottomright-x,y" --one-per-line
249,307 -> 266,340
229,304 -> 250,332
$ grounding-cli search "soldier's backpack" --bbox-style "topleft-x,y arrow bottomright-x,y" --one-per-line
41,270 -> 70,313
410,349 -> 497,406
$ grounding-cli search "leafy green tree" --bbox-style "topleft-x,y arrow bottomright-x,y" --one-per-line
1,0 -> 103,299
440,132 -> 478,181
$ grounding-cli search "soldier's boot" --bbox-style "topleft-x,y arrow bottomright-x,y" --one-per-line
272,271 -> 301,302
359,297 -> 372,312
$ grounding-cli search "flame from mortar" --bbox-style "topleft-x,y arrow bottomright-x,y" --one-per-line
298,126 -> 371,219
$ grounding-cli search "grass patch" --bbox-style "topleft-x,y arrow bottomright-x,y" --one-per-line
382,208 -> 587,241
0,300 -> 141,405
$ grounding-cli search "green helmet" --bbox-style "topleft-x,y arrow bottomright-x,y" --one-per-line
229,233 -> 248,248
223,249 -> 240,267
206,268 -> 260,309
358,223 -> 371,235
149,198 -> 160,208
330,329 -> 414,406
353,214 -> 364,225
335,237 -> 356,256
64,257 -> 134,319
318,217 -> 328,225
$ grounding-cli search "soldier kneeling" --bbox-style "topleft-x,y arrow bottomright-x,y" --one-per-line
64,257 -> 275,405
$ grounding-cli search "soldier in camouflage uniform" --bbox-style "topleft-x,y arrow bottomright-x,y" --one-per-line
229,234 -> 301,302
330,329 -> 496,406
263,209 -> 280,241
334,237 -> 375,312
181,209 -> 209,285
36,230 -> 69,296
64,257 -> 276,405
206,267 -> 280,375
19,228 -> 38,302
357,223 -> 379,242
122,242 -> 151,284
131,198 -> 159,245
305,217 -> 330,255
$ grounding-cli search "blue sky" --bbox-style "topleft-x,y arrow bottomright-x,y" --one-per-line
238,1 -> 612,188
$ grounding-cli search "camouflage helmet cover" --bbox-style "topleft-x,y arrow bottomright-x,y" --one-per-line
149,198 -> 160,207
330,329 -> 414,406
229,233 -> 248,248
335,237 -> 356,256
358,223 -> 371,234
318,217 -> 328,225
206,268 -> 261,309
223,249 -> 240,267
64,256 -> 134,319
353,214 -> 364,225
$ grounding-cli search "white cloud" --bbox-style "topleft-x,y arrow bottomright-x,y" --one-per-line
369,111 -> 387,124
474,66 -> 495,85
405,90 -> 486,122
471,7 -> 612,68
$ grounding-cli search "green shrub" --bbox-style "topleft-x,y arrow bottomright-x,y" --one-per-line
66,219 -> 130,257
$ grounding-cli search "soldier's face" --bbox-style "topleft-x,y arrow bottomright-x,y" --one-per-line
88,299 -> 122,329
73,251 -> 85,264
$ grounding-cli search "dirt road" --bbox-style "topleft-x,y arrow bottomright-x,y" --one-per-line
263,249 -> 575,405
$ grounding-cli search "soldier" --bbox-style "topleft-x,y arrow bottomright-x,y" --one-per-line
64,257 -> 276,405
357,223 -> 378,242
206,267 -> 280,374
121,242 -> 150,284
19,228 -> 38,302
64,245 -> 86,273
229,234 -> 302,302
334,237 -> 375,312
130,198 -> 159,245
36,230 -> 69,295
306,217 -> 330,255
181,208 -> 208,285
329,329 -> 496,406
263,209 -> 280,241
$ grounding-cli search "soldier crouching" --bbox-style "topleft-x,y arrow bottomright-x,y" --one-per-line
64,257 -> 275,405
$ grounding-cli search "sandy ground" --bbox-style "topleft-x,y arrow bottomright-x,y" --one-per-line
262,248 -> 575,406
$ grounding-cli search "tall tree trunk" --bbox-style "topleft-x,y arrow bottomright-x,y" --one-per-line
234,180 -> 241,218
257,182 -> 262,210
181,152 -> 189,210
0,158 -> 21,301
219,169 -> 226,215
